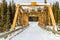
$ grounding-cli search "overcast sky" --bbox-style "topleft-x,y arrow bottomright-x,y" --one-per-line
0,0 -> 60,5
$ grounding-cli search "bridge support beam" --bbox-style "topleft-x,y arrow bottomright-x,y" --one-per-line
48,5 -> 57,31
21,13 -> 29,28
38,13 -> 43,27
11,4 -> 20,31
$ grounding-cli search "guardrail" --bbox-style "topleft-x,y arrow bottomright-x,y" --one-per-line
0,27 -> 23,38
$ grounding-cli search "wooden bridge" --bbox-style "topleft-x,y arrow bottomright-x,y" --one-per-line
0,2 -> 58,40
11,2 -> 56,31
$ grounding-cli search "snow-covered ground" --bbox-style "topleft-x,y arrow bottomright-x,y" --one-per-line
0,22 -> 60,40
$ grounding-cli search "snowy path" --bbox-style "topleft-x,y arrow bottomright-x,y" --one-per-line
9,22 -> 60,40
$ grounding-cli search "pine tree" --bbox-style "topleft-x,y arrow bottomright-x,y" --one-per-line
9,1 -> 12,24
44,0 -> 47,3
5,7 -> 11,31
52,2 -> 59,24
0,3 -> 3,33
1,0 -> 7,32
11,0 -> 16,24
55,2 -> 59,24
58,9 -> 60,24
0,0 -> 16,32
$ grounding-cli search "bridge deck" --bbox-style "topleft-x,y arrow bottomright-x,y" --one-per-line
10,22 -> 60,40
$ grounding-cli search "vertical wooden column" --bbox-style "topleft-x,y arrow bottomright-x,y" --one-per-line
41,13 -> 44,26
45,11 -> 47,26
48,11 -> 51,26
17,13 -> 21,26
38,13 -> 43,27
42,11 -> 46,26
21,13 -> 28,28
11,4 -> 20,30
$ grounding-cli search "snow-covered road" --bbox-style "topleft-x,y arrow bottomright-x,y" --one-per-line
6,22 -> 60,40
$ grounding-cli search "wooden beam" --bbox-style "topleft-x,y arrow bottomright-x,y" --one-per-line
11,4 -> 20,30
20,4 -> 50,6
48,5 -> 56,28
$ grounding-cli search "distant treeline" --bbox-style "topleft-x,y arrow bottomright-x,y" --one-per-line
0,0 -> 16,32
0,0 -> 60,33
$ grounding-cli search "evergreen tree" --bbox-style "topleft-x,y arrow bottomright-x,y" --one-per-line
9,1 -> 12,24
1,0 -> 7,32
52,2 -> 59,24
0,0 -> 7,32
0,3 -> 3,32
58,9 -> 60,24
11,0 -> 16,24
0,0 -> 16,32
44,0 -> 47,3
5,7 -> 11,31
8,0 -> 16,25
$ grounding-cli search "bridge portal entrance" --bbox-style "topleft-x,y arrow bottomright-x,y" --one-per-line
11,2 -> 56,31
29,17 -> 38,22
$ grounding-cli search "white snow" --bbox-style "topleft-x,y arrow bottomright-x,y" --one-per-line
10,22 -> 60,40
0,22 -> 60,40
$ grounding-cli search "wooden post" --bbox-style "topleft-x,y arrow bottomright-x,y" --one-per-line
48,5 -> 56,30
11,4 -> 20,31
21,13 -> 28,28
48,10 -> 51,26
17,12 -> 21,26
38,12 -> 43,27
43,11 -> 46,26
